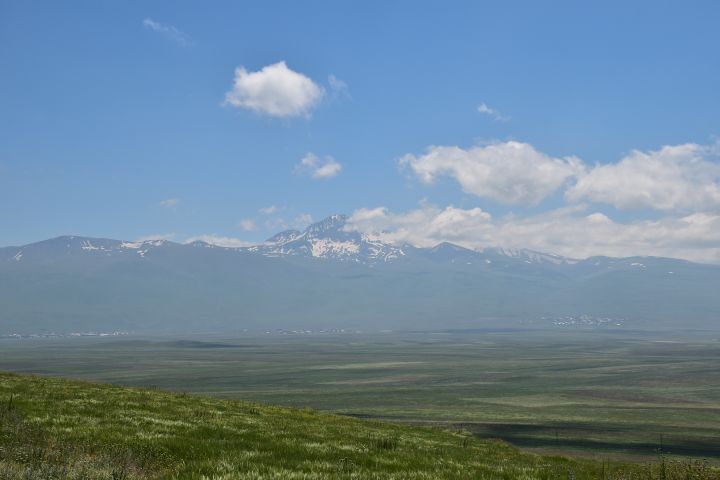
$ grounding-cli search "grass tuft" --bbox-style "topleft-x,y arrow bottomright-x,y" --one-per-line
369,434 -> 400,451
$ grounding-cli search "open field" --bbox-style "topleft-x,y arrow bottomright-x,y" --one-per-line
2,331 -> 720,461
2,372 -> 719,479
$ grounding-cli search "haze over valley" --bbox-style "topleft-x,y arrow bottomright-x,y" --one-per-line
3,214 -> 719,336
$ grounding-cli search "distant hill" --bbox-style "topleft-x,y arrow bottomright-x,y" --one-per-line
2,372 -> 713,479
1,215 -> 719,334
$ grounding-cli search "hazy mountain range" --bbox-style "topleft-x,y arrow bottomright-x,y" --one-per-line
2,215 -> 718,334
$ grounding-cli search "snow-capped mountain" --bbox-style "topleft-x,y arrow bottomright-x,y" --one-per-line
244,215 -> 580,267
481,247 -> 578,266
2,215 -> 719,335
248,214 -> 405,263
0,215 -> 691,270
0,235 -> 177,264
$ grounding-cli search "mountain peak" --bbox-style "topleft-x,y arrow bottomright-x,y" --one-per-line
305,214 -> 348,236
248,214 -> 405,263
431,242 -> 472,253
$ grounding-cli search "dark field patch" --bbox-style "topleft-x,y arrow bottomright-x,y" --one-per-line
456,422 -> 720,458
169,340 -> 250,349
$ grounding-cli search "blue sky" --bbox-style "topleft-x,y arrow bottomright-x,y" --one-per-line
2,1 -> 720,262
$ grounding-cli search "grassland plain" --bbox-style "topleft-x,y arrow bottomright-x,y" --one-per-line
1,372 -> 719,480
1,331 -> 719,461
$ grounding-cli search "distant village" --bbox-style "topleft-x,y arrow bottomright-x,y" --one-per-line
538,314 -> 625,328
0,331 -> 130,340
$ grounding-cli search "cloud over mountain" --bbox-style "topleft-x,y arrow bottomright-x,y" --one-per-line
566,142 -> 720,212
184,234 -> 253,248
348,204 -> 720,264
400,141 -> 584,205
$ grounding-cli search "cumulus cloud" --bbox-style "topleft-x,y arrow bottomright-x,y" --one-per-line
401,141 -> 584,205
159,198 -> 179,208
477,103 -> 508,122
490,210 -> 720,263
294,152 -> 342,179
142,18 -> 192,46
369,140 -> 720,262
347,203 -> 720,264
224,61 -> 324,118
402,140 -> 720,210
184,234 -> 253,248
567,143 -> 720,212
348,204 -> 492,247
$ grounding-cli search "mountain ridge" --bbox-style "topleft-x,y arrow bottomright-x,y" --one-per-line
1,214 -> 707,268
2,215 -> 718,335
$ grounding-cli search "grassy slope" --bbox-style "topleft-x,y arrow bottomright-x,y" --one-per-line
0,372 -> 717,480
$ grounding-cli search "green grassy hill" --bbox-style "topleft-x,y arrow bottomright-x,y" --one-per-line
0,372 -> 717,480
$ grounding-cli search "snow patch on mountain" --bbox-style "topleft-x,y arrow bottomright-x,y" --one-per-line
486,247 -> 578,265
249,214 -> 405,263
0,215 -> 593,267
81,240 -> 104,251
238,215 -> 579,266
310,239 -> 359,257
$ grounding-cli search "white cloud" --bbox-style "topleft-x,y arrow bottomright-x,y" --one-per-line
159,198 -> 179,208
184,234 -> 253,248
347,204 -> 493,247
294,152 -> 342,179
567,143 -> 720,212
142,18 -> 192,46
365,140 -> 720,263
477,103 -> 509,122
224,61 -> 324,118
349,203 -> 720,264
400,141 -> 584,205
488,209 -> 720,264
402,139 -> 720,210
239,219 -> 257,231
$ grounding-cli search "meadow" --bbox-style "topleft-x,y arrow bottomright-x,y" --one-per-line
1,330 -> 719,462
2,371 -> 719,479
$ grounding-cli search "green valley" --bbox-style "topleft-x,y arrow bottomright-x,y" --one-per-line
2,371 -> 719,479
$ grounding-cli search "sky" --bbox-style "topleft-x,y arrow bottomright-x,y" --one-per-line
1,1 -> 720,262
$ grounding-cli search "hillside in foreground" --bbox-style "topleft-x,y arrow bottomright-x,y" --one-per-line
1,372 -> 718,479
